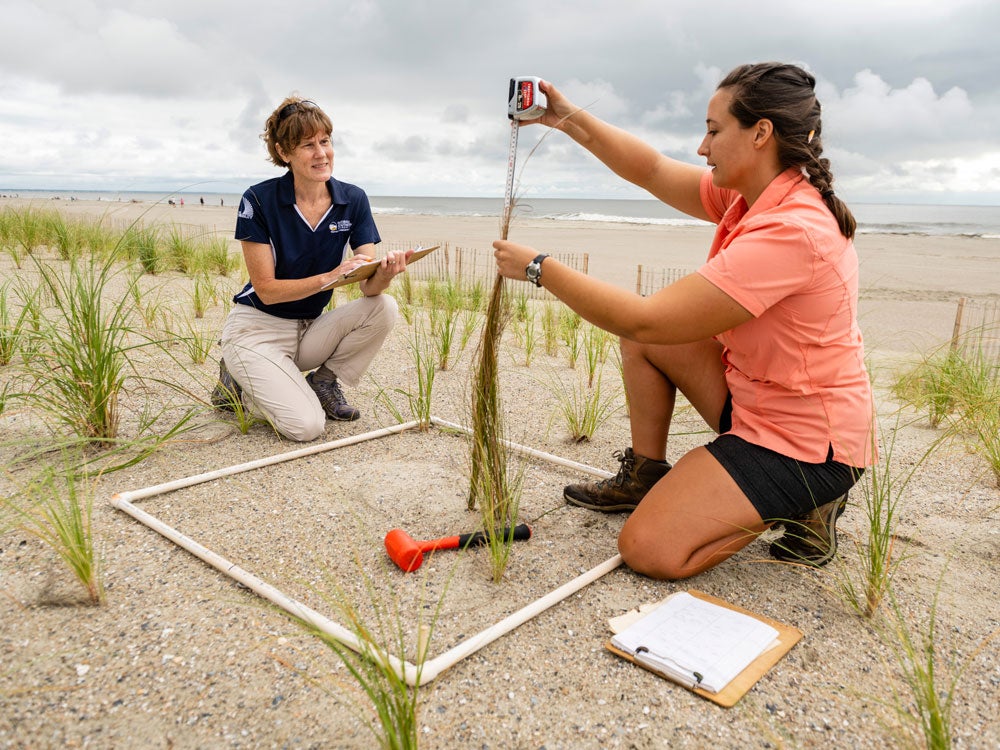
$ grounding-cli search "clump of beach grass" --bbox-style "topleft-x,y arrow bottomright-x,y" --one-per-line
297,554 -> 448,750
204,234 -> 241,276
545,366 -> 621,443
19,255 -> 136,444
467,272 -> 511,495
189,272 -> 216,319
374,317 -> 437,431
179,319 -> 216,365
878,570 -> 999,750
466,163 -> 536,579
123,223 -> 161,274
46,212 -> 85,261
581,322 -> 613,388
514,307 -> 538,368
0,281 -> 32,366
832,414 -> 943,619
558,307 -> 582,369
893,339 -> 1000,484
1,250 -> 202,473
429,304 -> 458,371
540,301 -> 559,357
1,463 -> 104,605
164,224 -> 200,274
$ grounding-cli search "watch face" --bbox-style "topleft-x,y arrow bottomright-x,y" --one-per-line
526,263 -> 540,281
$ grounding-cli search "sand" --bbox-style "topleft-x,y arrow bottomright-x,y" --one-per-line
1,197 -> 998,749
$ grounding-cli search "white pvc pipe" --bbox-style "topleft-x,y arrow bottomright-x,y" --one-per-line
112,421 -> 421,504
112,494 -> 421,684
430,417 -> 614,478
417,554 -> 623,684
112,492 -> 622,687
110,416 -> 623,686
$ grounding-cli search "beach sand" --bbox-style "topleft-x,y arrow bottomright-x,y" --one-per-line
1,197 -> 998,749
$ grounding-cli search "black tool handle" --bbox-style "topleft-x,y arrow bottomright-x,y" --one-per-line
458,523 -> 532,548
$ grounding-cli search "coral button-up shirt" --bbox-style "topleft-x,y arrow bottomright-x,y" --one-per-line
697,169 -> 875,467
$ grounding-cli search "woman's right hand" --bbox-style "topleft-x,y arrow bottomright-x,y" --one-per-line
330,253 -> 374,278
523,80 -> 581,132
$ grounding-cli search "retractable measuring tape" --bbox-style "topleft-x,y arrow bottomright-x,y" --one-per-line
502,76 -> 547,236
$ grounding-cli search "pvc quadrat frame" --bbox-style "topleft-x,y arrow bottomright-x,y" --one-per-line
111,416 -> 621,686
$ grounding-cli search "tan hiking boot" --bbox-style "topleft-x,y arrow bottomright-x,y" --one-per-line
563,447 -> 671,513
769,494 -> 849,567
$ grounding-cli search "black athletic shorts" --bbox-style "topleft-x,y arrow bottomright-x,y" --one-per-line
704,395 -> 863,522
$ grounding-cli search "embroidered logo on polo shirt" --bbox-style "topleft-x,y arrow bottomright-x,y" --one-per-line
329,220 -> 352,233
238,197 -> 253,220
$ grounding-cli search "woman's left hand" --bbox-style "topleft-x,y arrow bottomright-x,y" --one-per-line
492,240 -> 539,282
375,249 -> 411,280
359,247 -> 414,296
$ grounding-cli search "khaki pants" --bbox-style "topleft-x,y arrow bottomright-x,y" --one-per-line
220,295 -> 398,441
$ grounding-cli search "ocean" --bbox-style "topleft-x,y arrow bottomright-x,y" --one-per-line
3,189 -> 999,239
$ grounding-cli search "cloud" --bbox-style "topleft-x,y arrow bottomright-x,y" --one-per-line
0,0 -> 998,202
0,2 -> 234,97
821,70 -> 977,156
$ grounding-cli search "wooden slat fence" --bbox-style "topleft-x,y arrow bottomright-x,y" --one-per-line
950,297 -> 1000,368
634,265 -> 693,297
381,241 -> 589,300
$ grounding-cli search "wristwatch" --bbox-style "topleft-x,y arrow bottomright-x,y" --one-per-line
525,253 -> 550,287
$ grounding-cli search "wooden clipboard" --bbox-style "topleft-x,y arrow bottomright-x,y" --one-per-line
605,589 -> 802,707
322,245 -> 440,290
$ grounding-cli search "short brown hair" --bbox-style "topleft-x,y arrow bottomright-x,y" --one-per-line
261,97 -> 333,168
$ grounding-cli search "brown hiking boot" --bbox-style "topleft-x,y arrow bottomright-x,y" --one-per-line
563,447 -> 671,513
769,494 -> 849,567
306,371 -> 360,421
210,358 -> 243,412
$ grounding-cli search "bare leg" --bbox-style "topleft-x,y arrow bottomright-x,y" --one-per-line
620,337 -> 730,461
618,447 -> 768,579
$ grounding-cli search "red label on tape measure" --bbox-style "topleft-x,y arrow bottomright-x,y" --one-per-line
518,81 -> 534,110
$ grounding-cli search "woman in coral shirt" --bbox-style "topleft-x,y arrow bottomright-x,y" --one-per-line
494,63 -> 875,579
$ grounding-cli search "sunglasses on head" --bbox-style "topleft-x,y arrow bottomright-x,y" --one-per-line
277,100 -> 317,123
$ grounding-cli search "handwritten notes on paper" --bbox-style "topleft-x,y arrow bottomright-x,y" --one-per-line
610,591 -> 779,694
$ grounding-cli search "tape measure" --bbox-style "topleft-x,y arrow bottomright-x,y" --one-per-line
502,77 -> 546,237
508,76 -> 547,121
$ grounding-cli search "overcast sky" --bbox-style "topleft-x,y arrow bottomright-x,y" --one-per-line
2,0 -> 998,205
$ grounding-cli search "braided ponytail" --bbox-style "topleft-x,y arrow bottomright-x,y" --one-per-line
718,63 -> 856,239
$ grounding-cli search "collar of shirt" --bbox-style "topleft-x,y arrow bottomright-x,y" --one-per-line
719,168 -> 807,235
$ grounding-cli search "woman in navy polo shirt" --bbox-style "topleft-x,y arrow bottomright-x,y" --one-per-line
211,97 -> 411,441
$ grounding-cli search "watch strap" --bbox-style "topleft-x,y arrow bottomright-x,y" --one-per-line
526,253 -> 549,287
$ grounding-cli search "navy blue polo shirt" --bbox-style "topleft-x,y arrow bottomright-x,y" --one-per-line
233,171 -> 381,319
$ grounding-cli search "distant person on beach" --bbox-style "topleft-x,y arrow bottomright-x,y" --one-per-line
212,96 -> 411,441
493,63 -> 875,579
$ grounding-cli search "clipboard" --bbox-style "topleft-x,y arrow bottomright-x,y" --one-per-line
322,245 -> 440,290
605,589 -> 802,707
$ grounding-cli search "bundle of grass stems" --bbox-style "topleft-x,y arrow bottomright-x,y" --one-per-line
467,151 -> 519,581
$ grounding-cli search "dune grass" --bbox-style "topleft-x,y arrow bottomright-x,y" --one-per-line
298,556 -> 450,750
21,255 -> 136,443
374,318 -> 437,431
878,569 -> 999,750
0,281 -> 31,366
893,340 -> 1000,484
2,463 -> 104,605
544,366 -> 621,443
